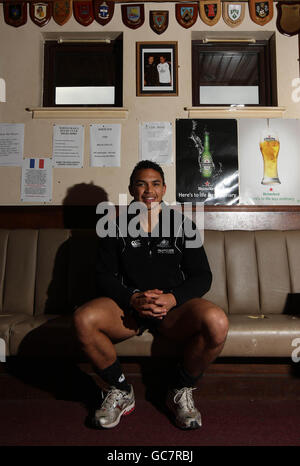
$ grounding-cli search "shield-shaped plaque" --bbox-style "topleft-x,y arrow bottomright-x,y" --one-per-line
94,1 -> 114,26
73,0 -> 94,26
222,2 -> 245,27
53,0 -> 72,26
4,2 -> 27,27
150,11 -> 169,35
30,2 -> 52,27
175,4 -> 198,28
199,0 -> 221,26
249,0 -> 273,26
121,4 -> 145,29
276,1 -> 300,37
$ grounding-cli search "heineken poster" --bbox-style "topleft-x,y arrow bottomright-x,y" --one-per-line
176,119 -> 238,205
239,119 -> 300,205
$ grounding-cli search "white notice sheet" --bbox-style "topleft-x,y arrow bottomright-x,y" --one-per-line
53,124 -> 84,167
0,123 -> 24,166
140,122 -> 173,165
21,158 -> 52,203
90,124 -> 121,167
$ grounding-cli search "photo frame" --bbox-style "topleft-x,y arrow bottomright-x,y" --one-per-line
136,41 -> 178,96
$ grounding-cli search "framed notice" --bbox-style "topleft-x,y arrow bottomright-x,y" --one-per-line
176,119 -> 239,205
136,41 -> 178,96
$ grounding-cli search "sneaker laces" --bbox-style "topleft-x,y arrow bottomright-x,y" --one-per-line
101,387 -> 127,410
173,387 -> 196,411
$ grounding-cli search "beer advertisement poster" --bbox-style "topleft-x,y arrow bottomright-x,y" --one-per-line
239,119 -> 300,205
176,119 -> 239,205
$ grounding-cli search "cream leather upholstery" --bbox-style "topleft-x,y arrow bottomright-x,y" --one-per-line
1,228 -> 300,358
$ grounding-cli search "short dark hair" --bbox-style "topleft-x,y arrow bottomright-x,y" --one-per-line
129,160 -> 165,187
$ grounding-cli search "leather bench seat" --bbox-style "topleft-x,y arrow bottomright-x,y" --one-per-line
0,314 -> 30,351
1,228 -> 300,358
7,313 -> 300,358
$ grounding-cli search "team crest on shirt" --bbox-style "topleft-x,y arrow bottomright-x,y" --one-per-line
131,239 -> 142,248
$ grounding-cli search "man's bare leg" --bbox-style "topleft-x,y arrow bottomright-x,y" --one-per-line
158,297 -> 229,376
157,298 -> 229,429
73,297 -> 139,428
73,297 -> 139,370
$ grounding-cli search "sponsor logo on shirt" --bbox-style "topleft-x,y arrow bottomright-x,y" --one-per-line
157,249 -> 175,254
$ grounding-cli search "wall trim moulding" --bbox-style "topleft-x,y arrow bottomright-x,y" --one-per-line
26,107 -> 129,120
185,106 -> 286,119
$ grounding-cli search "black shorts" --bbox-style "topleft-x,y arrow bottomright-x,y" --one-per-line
128,308 -> 162,336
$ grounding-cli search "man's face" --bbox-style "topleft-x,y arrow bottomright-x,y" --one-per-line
129,168 -> 166,210
148,56 -> 154,64
159,56 -> 166,63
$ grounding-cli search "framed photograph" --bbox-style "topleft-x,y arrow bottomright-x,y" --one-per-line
136,41 -> 178,96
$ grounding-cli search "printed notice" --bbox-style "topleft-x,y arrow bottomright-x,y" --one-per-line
21,158 -> 52,203
140,122 -> 173,165
53,125 -> 84,167
90,124 -> 121,167
0,123 -> 24,166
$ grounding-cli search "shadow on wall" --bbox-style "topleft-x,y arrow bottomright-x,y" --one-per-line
16,182 -> 109,358
46,182 -> 109,313
62,182 -> 108,229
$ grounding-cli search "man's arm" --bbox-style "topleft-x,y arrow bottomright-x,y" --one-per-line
96,236 -> 136,310
171,220 -> 212,306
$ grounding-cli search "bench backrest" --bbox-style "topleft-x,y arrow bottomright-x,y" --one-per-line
1,228 -> 300,316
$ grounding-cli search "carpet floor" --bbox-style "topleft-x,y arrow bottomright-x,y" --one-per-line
1,360 -> 300,447
1,397 -> 300,446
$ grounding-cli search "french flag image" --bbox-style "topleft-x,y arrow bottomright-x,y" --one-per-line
30,158 -> 44,169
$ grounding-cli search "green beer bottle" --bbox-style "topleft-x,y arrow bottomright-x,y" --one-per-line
200,131 -> 214,178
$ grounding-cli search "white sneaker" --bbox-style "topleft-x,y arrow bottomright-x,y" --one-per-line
166,387 -> 202,429
93,385 -> 135,429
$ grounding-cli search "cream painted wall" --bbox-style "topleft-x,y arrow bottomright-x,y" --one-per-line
0,3 -> 300,205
